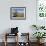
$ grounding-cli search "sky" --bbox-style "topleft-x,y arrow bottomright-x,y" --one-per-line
12,8 -> 25,13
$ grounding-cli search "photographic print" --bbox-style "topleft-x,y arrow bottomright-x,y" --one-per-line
10,7 -> 26,20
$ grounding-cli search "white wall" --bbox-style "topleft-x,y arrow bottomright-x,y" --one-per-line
0,0 -> 37,42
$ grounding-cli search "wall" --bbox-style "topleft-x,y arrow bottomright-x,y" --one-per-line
0,0 -> 37,42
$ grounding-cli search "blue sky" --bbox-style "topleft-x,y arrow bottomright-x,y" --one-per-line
12,8 -> 24,13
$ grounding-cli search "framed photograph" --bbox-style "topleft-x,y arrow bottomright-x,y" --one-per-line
37,0 -> 46,19
36,0 -> 46,26
10,7 -> 26,20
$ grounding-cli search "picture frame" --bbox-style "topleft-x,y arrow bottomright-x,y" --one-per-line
10,7 -> 26,20
36,0 -> 46,26
37,0 -> 46,19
